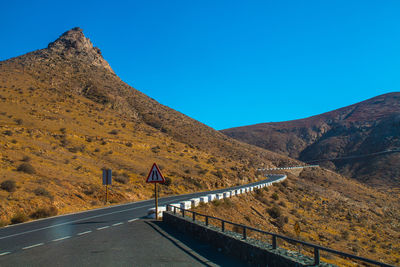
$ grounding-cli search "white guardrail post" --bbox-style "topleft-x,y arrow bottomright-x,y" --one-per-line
148,174 -> 287,218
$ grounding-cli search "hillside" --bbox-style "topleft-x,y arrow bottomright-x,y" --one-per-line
194,168 -> 400,266
222,93 -> 400,187
0,27 -> 296,225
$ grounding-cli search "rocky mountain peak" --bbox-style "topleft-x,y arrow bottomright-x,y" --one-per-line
47,27 -> 114,73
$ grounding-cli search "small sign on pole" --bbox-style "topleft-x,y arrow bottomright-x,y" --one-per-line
103,169 -> 112,185
102,169 -> 112,203
146,163 -> 165,220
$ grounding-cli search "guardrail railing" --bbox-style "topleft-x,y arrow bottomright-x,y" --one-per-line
166,204 -> 393,267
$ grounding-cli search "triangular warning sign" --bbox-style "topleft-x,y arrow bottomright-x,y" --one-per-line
145,163 -> 165,183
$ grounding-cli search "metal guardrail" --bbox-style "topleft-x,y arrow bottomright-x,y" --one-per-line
258,165 -> 319,171
166,204 -> 394,267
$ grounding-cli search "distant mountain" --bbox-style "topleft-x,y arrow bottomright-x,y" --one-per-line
222,93 -> 400,187
0,28 -> 296,224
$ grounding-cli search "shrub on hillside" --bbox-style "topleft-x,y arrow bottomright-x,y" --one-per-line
341,230 -> 350,240
275,215 -> 289,228
60,137 -> 70,147
143,114 -> 162,130
30,207 -> 58,219
267,205 -> 282,219
125,142 -> 132,147
212,170 -> 223,179
21,155 -> 31,162
164,177 -> 172,186
109,129 -> 118,135
207,157 -> 218,164
34,187 -> 52,198
151,146 -> 160,153
69,145 -> 85,153
212,199 -> 222,206
255,188 -> 264,196
198,169 -> 208,175
1,180 -> 17,192
83,184 -> 100,195
17,163 -> 35,174
3,130 -> 12,136
223,198 -> 233,207
114,175 -> 129,184
271,192 -> 279,200
11,213 -> 29,224
68,147 -> 79,153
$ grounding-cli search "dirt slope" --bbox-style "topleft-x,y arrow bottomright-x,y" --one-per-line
194,167 -> 400,266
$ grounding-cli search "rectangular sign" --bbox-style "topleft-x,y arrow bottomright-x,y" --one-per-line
102,169 -> 112,185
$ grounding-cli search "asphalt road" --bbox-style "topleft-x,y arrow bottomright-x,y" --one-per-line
0,175 -> 284,266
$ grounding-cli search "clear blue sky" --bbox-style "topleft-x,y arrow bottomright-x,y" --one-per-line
1,1 -> 399,130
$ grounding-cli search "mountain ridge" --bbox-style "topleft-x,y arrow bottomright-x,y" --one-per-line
0,27 -> 299,224
2,27 -> 295,166
222,93 -> 400,187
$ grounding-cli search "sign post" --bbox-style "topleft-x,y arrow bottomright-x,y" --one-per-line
102,169 -> 112,204
145,163 -> 165,220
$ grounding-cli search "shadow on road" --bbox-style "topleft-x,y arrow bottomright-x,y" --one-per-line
146,220 -> 246,267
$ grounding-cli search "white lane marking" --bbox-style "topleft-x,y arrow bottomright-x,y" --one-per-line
97,226 -> 109,230
77,230 -> 92,236
0,177 -> 281,241
0,252 -> 11,256
0,204 -> 153,241
22,243 -> 44,250
128,218 -> 138,223
112,222 -> 123,226
52,236 -> 71,242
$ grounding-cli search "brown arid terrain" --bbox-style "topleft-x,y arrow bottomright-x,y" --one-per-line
222,93 -> 400,187
1,28 -> 399,267
0,27 -> 295,225
193,167 -> 400,266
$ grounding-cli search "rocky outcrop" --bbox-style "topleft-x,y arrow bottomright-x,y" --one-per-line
47,27 -> 114,73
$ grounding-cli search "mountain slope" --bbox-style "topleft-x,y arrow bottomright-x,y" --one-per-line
222,93 -> 400,187
0,27 -> 296,225
194,167 -> 400,266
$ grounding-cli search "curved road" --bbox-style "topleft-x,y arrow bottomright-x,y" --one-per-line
0,175 -> 285,266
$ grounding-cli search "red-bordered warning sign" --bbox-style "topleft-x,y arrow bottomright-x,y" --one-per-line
146,163 -> 165,183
